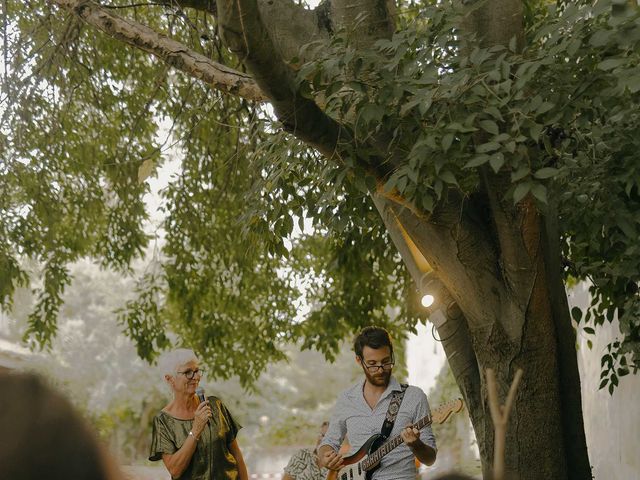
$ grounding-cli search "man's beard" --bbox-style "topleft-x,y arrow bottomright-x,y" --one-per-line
364,368 -> 391,387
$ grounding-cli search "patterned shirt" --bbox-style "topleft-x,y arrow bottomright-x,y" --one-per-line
283,448 -> 327,480
319,377 -> 436,480
149,396 -> 242,480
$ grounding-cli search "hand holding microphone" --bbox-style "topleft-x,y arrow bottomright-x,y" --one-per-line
192,387 -> 212,437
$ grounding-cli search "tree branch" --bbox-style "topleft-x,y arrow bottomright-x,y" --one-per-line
329,0 -> 396,48
170,0 -> 330,64
50,0 -> 267,102
382,193 -> 506,330
486,367 -> 523,480
216,0 -> 347,158
480,170 -> 537,334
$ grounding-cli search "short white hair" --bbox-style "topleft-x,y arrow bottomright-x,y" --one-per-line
158,348 -> 199,381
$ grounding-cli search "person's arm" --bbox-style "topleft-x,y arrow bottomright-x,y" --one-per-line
282,474 -> 295,480
318,394 -> 348,471
400,388 -> 437,467
400,426 -> 437,466
161,401 -> 212,478
229,439 -> 249,480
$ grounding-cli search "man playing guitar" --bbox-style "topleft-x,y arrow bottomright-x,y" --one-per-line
318,326 -> 437,480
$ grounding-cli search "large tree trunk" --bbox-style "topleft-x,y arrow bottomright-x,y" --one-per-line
376,192 -> 591,479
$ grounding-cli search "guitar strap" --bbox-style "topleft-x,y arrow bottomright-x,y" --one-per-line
380,383 -> 408,440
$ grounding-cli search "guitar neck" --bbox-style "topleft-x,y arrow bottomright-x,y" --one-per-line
361,415 -> 432,471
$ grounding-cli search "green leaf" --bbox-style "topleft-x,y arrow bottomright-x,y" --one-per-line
534,167 -> 559,179
442,133 -> 454,152
513,183 -> 531,203
137,159 -> 155,183
597,58 -> 627,71
489,153 -> 504,173
419,98 -> 433,116
623,75 -> 640,94
464,154 -> 490,169
584,326 -> 595,335
421,194 -> 434,212
571,306 -> 583,322
505,141 -> 516,153
589,29 -> 612,47
529,123 -> 543,141
484,106 -> 504,121
531,184 -> 548,204
360,104 -> 385,125
476,142 -> 501,153
479,120 -> 500,135
400,98 -> 422,117
536,102 -> 555,115
439,171 -> 458,185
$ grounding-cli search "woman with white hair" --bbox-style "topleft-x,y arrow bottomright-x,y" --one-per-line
149,348 -> 248,479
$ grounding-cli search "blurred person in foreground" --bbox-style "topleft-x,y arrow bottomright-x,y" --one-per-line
0,371 -> 123,480
149,348 -> 248,480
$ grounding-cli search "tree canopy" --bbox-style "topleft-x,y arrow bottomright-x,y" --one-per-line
2,0 -> 638,390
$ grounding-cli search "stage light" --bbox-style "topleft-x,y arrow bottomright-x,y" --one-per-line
421,294 -> 435,308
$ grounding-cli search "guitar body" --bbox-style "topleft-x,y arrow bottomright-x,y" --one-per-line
325,434 -> 385,480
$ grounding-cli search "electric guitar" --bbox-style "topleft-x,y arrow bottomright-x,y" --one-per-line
325,398 -> 464,480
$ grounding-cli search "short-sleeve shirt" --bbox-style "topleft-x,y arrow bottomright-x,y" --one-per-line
149,396 -> 242,480
283,448 -> 327,480
319,377 -> 437,480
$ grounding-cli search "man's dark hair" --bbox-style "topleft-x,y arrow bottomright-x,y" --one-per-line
353,326 -> 394,358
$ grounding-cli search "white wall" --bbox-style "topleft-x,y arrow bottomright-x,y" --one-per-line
569,283 -> 640,480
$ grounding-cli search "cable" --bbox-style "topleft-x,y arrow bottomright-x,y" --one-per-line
431,320 -> 460,343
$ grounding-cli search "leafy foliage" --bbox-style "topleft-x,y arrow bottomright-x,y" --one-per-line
1,0 -> 638,391
294,0 -> 640,390
1,0 -> 419,386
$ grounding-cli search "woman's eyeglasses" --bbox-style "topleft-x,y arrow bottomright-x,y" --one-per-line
177,369 -> 205,380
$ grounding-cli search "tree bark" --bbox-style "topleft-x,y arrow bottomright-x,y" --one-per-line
50,0 -> 266,102
541,203 -> 592,480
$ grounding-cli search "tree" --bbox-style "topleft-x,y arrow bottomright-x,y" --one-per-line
2,0 -> 639,478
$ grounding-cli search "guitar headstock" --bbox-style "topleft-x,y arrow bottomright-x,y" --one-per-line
432,398 -> 465,424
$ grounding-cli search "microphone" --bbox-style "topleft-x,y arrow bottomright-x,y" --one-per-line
196,387 -> 206,404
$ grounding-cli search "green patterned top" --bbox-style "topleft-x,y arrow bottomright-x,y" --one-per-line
149,396 -> 242,480
283,448 -> 327,480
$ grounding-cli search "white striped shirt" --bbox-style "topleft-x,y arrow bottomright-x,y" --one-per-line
320,376 -> 437,480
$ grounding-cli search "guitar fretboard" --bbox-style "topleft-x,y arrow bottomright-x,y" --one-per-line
361,414 -> 432,471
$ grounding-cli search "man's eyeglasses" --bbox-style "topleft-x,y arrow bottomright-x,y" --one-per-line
361,361 -> 394,373
177,369 -> 205,380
